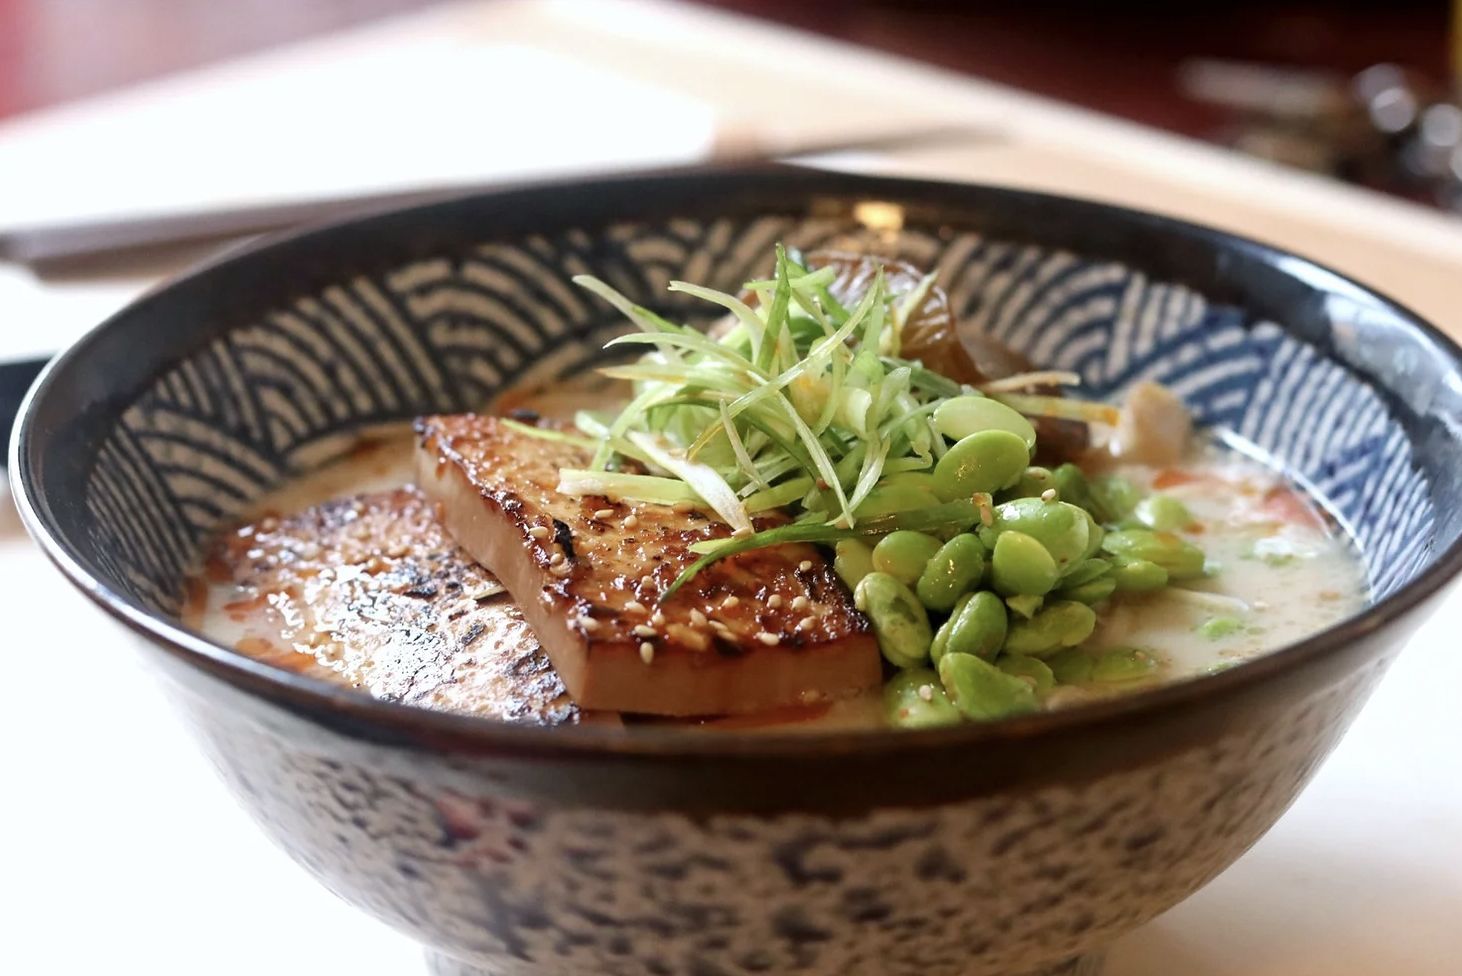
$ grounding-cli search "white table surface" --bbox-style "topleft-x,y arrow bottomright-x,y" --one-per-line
3,2 -> 1459,973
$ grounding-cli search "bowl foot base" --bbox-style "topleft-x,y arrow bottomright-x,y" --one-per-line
425,948 -> 1105,976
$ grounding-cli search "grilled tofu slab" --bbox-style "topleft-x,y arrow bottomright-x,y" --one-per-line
189,486 -> 593,725
415,414 -> 882,716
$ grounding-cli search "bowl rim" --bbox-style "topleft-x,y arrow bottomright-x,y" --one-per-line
12,165 -> 1462,760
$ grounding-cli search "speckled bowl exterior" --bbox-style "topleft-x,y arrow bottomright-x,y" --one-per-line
13,168 -> 1462,976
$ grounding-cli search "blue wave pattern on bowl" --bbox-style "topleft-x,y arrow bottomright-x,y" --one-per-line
84,216 -> 1430,614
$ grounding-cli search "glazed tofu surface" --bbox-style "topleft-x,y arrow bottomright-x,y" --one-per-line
192,486 -> 590,725
415,414 -> 881,716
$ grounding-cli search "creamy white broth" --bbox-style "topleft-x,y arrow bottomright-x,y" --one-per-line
1048,444 -> 1365,707
186,398 -> 1366,727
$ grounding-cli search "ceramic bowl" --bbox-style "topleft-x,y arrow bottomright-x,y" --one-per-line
13,168 -> 1462,976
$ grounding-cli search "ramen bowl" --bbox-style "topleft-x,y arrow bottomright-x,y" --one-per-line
12,168 -> 1462,976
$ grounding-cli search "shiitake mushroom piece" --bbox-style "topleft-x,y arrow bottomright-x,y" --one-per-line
805,250 -> 1088,466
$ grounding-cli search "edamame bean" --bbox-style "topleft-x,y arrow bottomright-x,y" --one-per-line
938,652 -> 1038,721
1003,600 -> 1097,657
933,395 -> 1038,451
987,497 -> 1091,566
855,483 -> 942,519
834,539 -> 876,590
1060,557 -> 1112,586
942,590 -> 1008,661
990,530 -> 1059,596
1007,466 -> 1054,499
1089,474 -> 1141,523
933,430 -> 1031,500
929,592 -> 973,665
1060,576 -> 1117,605
854,572 -> 933,668
1111,558 -> 1169,591
1090,647 -> 1159,683
915,533 -> 987,610
998,654 -> 1056,694
1102,529 -> 1205,581
1081,510 -> 1105,559
1045,648 -> 1095,684
883,668 -> 962,729
1051,463 -> 1096,513
1005,594 -> 1043,620
873,531 -> 944,586
1197,615 -> 1241,639
1134,494 -> 1194,531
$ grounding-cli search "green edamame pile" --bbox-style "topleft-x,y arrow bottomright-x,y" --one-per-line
836,429 -> 1207,728
574,245 -> 1206,727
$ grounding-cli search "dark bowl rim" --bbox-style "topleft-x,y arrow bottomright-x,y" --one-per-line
12,165 -> 1462,760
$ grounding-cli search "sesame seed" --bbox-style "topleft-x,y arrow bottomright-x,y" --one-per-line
917,684 -> 935,702
624,600 -> 647,614
1041,488 -> 1058,502
651,610 -> 666,626
632,624 -> 657,638
672,501 -> 695,514
791,595 -> 810,612
640,575 -> 654,588
756,632 -> 780,646
550,562 -> 572,576
548,552 -> 564,566
767,594 -> 783,609
528,525 -> 550,540
639,642 -> 655,664
622,514 -> 640,530
798,615 -> 815,630
710,619 -> 734,634
721,596 -> 740,609
798,560 -> 813,572
689,609 -> 709,626
594,507 -> 615,520
580,617 -> 600,632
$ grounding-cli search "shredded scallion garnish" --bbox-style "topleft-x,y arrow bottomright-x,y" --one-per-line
557,244 -> 1113,591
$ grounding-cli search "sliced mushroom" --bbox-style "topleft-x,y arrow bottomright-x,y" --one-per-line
736,250 -> 1093,465
808,250 -> 981,383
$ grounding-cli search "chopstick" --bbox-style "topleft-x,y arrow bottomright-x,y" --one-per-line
1,122 -> 1004,454
0,123 -> 998,270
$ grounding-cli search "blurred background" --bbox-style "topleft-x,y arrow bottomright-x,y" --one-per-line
3,0 -> 1460,210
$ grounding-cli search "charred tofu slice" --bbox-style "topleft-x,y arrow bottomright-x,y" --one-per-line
415,415 -> 881,716
189,487 -> 596,725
